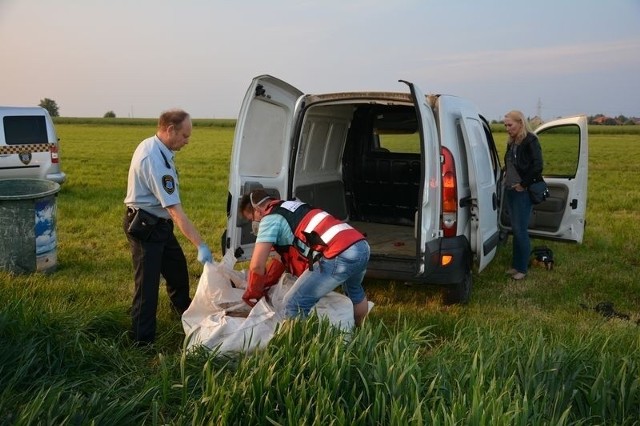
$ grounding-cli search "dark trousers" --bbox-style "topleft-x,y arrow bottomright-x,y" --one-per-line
123,209 -> 191,344
505,189 -> 533,273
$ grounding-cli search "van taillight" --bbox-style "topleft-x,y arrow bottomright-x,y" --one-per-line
50,145 -> 59,163
441,147 -> 457,237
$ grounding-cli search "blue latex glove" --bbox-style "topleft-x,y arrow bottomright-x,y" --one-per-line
197,243 -> 212,264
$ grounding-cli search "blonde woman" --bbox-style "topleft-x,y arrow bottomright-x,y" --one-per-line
503,110 -> 544,280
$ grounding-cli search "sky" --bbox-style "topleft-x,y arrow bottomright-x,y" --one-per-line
1,0 -> 639,121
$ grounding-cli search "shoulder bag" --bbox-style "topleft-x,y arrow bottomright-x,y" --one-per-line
528,179 -> 549,204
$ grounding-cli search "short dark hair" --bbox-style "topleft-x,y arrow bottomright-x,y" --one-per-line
239,189 -> 271,215
158,109 -> 190,131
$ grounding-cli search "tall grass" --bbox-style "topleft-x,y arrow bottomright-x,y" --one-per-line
0,124 -> 639,424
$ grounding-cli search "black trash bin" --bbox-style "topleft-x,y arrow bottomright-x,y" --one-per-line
0,178 -> 61,273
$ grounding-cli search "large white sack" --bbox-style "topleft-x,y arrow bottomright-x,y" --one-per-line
182,251 -> 360,354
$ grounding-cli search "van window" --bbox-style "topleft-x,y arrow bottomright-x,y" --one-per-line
3,116 -> 48,145
375,130 -> 421,154
536,124 -> 580,178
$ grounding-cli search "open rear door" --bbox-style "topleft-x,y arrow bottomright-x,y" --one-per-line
500,115 -> 588,243
460,113 -> 500,271
402,81 -> 441,276
223,75 -> 303,260
436,96 -> 499,272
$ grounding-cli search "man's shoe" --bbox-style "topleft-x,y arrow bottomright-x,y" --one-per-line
511,272 -> 526,280
505,268 -> 518,275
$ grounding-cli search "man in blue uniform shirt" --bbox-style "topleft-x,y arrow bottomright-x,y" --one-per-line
123,109 -> 212,345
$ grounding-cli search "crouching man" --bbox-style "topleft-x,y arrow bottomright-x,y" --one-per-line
239,190 -> 370,326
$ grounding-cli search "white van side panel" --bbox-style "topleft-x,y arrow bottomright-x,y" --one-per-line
292,105 -> 353,219
293,106 -> 352,187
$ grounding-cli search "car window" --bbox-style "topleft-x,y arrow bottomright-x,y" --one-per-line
537,124 -> 580,178
375,130 -> 421,154
3,116 -> 48,145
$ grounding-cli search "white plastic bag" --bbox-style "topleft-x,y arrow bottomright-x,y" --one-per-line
182,250 -> 367,354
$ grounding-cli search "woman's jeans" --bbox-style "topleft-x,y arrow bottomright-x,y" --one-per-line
505,188 -> 533,273
283,240 -> 370,319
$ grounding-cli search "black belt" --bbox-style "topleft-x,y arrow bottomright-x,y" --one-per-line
126,207 -> 172,223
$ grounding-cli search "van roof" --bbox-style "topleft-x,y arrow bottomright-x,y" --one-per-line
0,106 -> 49,116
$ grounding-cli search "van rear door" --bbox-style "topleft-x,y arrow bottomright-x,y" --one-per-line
223,75 -> 303,260
500,115 -> 588,243
403,81 -> 441,276
436,96 -> 499,271
459,109 -> 500,271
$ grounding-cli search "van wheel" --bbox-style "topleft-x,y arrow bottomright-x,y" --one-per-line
443,270 -> 472,305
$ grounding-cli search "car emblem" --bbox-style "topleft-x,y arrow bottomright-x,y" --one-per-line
19,151 -> 32,165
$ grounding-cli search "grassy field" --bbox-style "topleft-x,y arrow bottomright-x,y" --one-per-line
1,121 -> 639,424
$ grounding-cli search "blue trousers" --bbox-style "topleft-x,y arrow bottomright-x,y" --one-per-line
505,189 -> 533,273
283,240 -> 370,319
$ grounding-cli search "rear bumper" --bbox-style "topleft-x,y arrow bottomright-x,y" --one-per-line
421,235 -> 471,285
46,172 -> 66,184
365,235 -> 470,285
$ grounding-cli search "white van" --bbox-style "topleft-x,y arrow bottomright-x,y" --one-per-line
221,75 -> 588,303
0,106 -> 66,184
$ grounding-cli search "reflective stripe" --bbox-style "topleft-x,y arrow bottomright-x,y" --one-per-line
320,223 -> 353,243
304,211 -> 329,233
0,143 -> 54,155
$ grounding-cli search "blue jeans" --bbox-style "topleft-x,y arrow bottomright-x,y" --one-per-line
283,240 -> 370,319
505,189 -> 533,273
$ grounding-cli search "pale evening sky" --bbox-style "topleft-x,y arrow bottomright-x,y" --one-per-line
1,0 -> 639,121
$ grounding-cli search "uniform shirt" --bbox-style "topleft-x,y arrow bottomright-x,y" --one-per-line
124,136 -> 180,219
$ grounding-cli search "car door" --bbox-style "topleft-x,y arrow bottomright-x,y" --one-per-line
460,113 -> 500,271
500,115 -> 588,243
223,75 -> 303,260
402,81 -> 441,276
436,96 -> 499,271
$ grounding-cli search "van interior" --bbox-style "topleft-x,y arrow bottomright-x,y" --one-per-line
292,101 -> 421,261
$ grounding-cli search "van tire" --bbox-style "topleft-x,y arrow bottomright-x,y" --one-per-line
443,269 -> 472,305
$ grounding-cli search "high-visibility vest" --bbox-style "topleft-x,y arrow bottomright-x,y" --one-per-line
264,200 -> 365,271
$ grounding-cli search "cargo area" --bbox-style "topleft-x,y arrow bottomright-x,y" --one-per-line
292,100 -> 422,262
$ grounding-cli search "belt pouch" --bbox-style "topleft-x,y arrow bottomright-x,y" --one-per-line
127,208 -> 159,240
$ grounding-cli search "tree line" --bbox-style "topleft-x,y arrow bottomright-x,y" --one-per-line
37,98 -> 638,124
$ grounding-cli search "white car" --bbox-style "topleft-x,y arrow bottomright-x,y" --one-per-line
221,75 -> 588,303
0,106 -> 67,184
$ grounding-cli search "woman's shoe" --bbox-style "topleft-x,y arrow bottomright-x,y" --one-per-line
511,272 -> 526,280
505,268 -> 518,275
